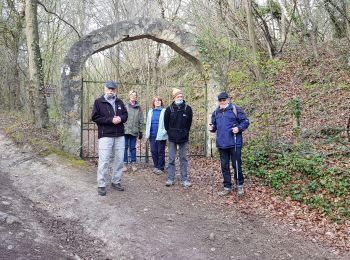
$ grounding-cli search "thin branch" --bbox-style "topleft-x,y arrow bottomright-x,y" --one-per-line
324,0 -> 350,24
278,0 -> 297,54
37,1 -> 80,38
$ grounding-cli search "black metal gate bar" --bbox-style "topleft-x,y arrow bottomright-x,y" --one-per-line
80,79 -> 208,160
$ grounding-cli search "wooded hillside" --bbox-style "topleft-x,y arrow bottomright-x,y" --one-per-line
0,0 -> 349,224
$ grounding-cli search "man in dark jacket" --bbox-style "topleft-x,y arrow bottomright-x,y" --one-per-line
91,80 -> 128,196
164,88 -> 193,188
209,92 -> 249,196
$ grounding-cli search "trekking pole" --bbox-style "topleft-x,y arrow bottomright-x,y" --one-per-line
234,132 -> 240,199
209,133 -> 215,196
234,134 -> 239,199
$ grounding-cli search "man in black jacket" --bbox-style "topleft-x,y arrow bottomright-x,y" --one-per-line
91,80 -> 128,196
164,88 -> 193,188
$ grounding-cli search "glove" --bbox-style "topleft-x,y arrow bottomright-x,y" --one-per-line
138,132 -> 143,140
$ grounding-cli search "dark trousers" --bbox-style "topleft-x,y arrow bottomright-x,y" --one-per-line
124,134 -> 137,163
218,146 -> 244,189
149,137 -> 166,171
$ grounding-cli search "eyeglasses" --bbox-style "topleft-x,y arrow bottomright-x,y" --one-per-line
219,98 -> 227,102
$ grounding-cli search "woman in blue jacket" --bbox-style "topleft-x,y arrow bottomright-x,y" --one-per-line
209,92 -> 250,196
145,96 -> 168,174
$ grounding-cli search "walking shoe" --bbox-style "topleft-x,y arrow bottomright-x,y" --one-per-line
154,169 -> 163,175
97,187 -> 106,196
165,179 -> 174,186
237,185 -> 244,196
130,163 -> 137,172
111,183 -> 125,191
122,164 -> 128,172
218,189 -> 231,196
152,168 -> 158,173
181,180 -> 192,188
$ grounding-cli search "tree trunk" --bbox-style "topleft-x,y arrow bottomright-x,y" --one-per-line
244,0 -> 262,80
112,0 -> 121,80
279,0 -> 288,43
25,0 -> 49,128
346,0 -> 350,39
301,0 -> 319,59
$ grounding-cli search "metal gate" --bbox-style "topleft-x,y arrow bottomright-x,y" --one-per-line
80,79 -> 208,161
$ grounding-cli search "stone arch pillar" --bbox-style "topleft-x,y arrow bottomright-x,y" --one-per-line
60,17 -> 202,154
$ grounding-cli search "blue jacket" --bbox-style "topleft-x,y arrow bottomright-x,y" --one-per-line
145,108 -> 168,140
210,103 -> 249,149
91,96 -> 128,139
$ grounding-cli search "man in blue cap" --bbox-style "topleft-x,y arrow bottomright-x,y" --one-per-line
209,92 -> 250,196
92,80 -> 128,196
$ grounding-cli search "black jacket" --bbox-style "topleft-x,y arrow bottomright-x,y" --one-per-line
164,101 -> 193,143
91,96 -> 128,139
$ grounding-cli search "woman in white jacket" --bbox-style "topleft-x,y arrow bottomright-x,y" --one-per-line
145,96 -> 168,174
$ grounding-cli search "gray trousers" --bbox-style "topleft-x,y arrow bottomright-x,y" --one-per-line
97,137 -> 125,187
167,141 -> 188,182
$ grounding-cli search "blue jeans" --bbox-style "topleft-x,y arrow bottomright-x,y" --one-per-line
97,137 -> 125,187
124,134 -> 137,163
218,146 -> 244,190
167,141 -> 188,182
149,137 -> 166,170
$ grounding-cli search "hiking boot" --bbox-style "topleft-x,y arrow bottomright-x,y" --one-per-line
181,180 -> 192,188
97,187 -> 106,196
165,179 -> 174,187
237,185 -> 244,196
152,168 -> 158,173
218,189 -> 231,196
111,183 -> 125,191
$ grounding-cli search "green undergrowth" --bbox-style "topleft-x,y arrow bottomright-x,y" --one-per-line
244,139 -> 350,224
3,116 -> 88,169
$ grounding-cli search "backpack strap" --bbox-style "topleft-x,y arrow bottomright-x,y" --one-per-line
232,104 -> 237,118
214,104 -> 239,121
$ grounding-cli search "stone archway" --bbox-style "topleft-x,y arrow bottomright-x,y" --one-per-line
60,17 -> 202,154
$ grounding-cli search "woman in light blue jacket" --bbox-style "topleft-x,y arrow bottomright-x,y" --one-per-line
145,96 -> 168,174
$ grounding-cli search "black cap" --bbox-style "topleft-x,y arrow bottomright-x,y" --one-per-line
217,92 -> 229,100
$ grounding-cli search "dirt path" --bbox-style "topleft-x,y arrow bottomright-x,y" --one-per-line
0,131 -> 348,260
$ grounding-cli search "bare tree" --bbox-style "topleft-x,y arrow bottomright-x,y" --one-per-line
0,0 -> 25,110
300,0 -> 319,58
25,0 -> 49,128
244,0 -> 262,79
345,0 -> 350,39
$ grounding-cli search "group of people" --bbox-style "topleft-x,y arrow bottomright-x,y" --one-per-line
91,80 -> 249,197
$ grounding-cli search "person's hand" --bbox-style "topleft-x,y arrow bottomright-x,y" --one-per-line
113,116 -> 121,124
209,124 -> 214,131
232,127 -> 239,134
138,132 -> 143,140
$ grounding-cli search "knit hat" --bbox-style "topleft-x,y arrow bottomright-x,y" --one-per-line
172,88 -> 183,99
105,80 -> 117,89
